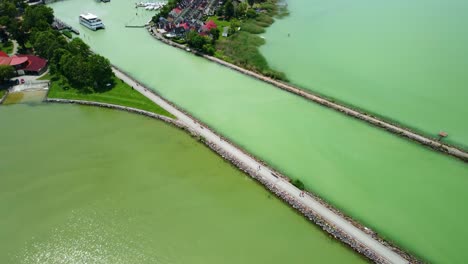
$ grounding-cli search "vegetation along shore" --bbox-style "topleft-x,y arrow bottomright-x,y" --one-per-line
148,26 -> 468,163
146,0 -> 468,162
0,2 -> 172,117
152,0 -> 288,80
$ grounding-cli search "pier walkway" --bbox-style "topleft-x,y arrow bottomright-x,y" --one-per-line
112,66 -> 409,264
148,27 -> 468,163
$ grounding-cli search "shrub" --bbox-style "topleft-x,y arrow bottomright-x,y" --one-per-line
62,30 -> 72,39
292,179 -> 305,190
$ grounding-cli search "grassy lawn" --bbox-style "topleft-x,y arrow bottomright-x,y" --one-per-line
0,41 -> 14,54
44,74 -> 174,118
206,16 -> 230,29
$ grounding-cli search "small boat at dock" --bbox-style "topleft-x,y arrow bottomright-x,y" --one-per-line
136,1 -> 166,10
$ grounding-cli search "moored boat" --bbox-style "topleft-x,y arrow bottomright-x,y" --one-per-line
79,13 -> 105,31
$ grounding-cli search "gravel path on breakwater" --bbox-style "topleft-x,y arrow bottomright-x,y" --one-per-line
147,26 -> 468,163
107,65 -> 419,263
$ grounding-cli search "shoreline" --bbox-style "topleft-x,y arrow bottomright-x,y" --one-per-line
45,98 -> 181,126
0,90 -> 8,104
147,26 -> 468,163
106,65 -> 417,263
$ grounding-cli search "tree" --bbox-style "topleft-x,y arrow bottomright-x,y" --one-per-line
0,65 -> 15,82
51,48 -> 70,66
67,38 -> 90,57
88,54 -> 113,90
186,30 -> 207,50
235,2 -> 248,18
31,30 -> 67,59
8,20 -> 27,48
0,2 -> 17,21
229,19 -> 240,35
202,43 -> 215,55
224,0 -> 234,20
22,5 -> 54,31
209,28 -> 220,44
247,0 -> 255,6
246,9 -> 257,18
59,52 -> 92,89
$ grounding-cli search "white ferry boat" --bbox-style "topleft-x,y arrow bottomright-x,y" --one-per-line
79,13 -> 105,31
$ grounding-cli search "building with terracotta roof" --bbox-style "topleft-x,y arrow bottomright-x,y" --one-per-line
0,53 -> 48,76
202,20 -> 217,32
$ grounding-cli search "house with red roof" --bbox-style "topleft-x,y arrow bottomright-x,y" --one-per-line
178,22 -> 190,30
169,7 -> 182,17
0,52 -> 48,76
202,20 -> 217,32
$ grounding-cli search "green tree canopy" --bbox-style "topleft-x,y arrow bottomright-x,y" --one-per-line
235,2 -> 248,18
224,0 -> 235,20
202,43 -> 215,55
246,9 -> 257,18
0,2 -> 17,22
8,20 -> 27,47
59,52 -> 92,89
31,30 -> 67,59
88,54 -> 113,90
55,40 -> 113,91
23,5 -> 54,32
0,65 -> 15,82
186,30 -> 207,50
210,28 -> 220,44
67,38 -> 91,57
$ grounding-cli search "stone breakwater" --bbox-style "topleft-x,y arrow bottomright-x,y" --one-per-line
116,65 -> 420,262
45,98 -> 183,128
147,26 -> 468,163
46,96 -> 419,263
110,64 -> 418,263
202,140 -> 421,264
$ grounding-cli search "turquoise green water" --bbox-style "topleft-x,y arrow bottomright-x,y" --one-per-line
0,104 -> 363,263
49,1 -> 468,262
261,0 -> 468,148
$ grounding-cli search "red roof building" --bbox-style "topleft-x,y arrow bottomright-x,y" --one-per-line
0,56 -> 11,65
172,7 -> 182,14
179,23 -> 189,30
0,54 -> 48,75
0,51 -> 8,57
203,20 -> 217,31
10,56 -> 29,66
17,55 -> 48,74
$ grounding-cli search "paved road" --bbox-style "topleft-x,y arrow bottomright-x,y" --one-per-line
10,40 -> 18,55
113,67 -> 409,264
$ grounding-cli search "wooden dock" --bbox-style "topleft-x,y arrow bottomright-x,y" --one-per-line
125,25 -> 146,28
52,18 -> 80,35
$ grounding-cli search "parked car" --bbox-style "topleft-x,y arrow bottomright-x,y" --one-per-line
20,79 -> 25,84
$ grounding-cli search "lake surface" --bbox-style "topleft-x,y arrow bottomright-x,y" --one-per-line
50,1 -> 468,262
261,0 -> 468,148
0,104 -> 362,264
